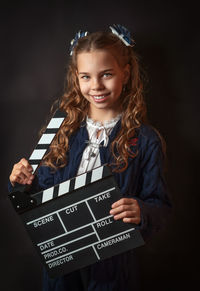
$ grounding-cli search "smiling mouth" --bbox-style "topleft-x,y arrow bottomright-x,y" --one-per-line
91,93 -> 110,102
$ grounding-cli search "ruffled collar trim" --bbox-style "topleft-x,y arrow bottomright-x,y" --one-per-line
86,114 -> 121,129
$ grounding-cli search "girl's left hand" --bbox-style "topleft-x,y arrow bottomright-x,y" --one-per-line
110,198 -> 141,225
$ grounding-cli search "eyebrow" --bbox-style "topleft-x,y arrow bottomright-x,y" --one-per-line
78,69 -> 114,75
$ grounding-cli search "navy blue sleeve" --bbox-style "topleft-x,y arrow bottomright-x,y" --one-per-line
35,165 -> 55,190
136,130 -> 172,241
8,180 -> 14,193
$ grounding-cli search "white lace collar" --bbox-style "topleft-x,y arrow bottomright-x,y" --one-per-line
86,114 -> 121,129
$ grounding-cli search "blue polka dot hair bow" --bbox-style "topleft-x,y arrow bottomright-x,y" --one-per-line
69,30 -> 89,55
109,24 -> 135,47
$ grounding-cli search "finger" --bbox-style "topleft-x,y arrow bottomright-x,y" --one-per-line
110,204 -> 137,216
20,158 -> 33,172
112,211 -> 141,225
111,198 -> 137,208
10,174 -> 34,186
123,217 -> 141,224
112,210 -> 136,220
16,163 -> 34,180
10,166 -> 34,186
10,171 -> 28,185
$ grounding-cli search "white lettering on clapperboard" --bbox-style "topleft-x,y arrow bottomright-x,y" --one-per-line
96,218 -> 113,228
44,247 -> 67,260
94,192 -> 111,202
65,205 -> 78,214
33,215 -> 54,228
48,255 -> 74,268
40,241 -> 55,251
97,233 -> 131,250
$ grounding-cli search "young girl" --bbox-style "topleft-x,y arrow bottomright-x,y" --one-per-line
9,25 -> 171,291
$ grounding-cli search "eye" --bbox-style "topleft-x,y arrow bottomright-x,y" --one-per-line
80,75 -> 90,80
102,73 -> 112,78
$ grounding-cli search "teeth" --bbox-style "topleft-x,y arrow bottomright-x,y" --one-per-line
93,96 -> 106,99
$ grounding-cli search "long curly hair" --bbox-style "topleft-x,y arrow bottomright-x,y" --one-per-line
43,31 -> 147,172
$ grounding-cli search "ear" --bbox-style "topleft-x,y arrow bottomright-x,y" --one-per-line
123,64 -> 130,84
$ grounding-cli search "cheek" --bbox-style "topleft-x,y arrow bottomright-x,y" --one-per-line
79,81 -> 88,95
111,79 -> 123,95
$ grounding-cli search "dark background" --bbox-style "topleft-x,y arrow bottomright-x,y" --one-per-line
0,1 -> 199,290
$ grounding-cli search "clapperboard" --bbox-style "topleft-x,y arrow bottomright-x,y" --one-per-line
9,108 -> 144,278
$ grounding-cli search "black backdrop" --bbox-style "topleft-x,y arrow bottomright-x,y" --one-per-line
0,1 -> 199,290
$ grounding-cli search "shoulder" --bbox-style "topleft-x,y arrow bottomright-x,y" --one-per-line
138,124 -> 161,144
138,124 -> 164,147
127,124 -> 163,154
137,124 -> 165,160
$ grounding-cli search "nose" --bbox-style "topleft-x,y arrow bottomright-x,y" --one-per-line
91,77 -> 104,91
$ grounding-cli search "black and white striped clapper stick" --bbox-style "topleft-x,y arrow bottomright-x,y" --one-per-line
29,109 -> 65,174
9,108 -> 66,212
31,165 -> 111,205
10,108 -> 65,198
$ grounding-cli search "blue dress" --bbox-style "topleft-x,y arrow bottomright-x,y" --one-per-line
9,121 -> 172,290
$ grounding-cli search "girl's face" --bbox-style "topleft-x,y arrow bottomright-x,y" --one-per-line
76,49 -> 130,121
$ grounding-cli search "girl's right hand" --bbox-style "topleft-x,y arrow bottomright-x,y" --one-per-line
9,158 -> 34,187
